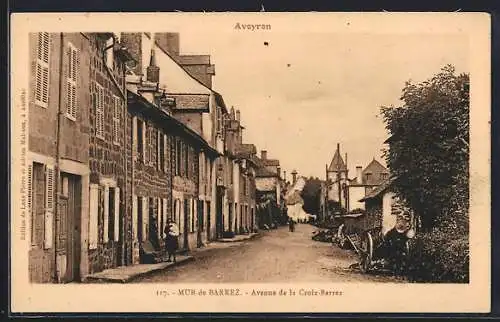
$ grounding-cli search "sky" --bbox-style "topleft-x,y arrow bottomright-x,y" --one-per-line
174,31 -> 468,180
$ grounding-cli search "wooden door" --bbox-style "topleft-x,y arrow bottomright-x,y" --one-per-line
216,189 -> 223,238
57,174 -> 81,282
197,200 -> 203,247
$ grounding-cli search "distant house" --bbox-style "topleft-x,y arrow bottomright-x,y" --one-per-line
255,151 -> 283,228
347,158 -> 390,212
359,176 -> 417,237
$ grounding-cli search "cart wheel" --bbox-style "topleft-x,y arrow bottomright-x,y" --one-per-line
360,232 -> 373,273
337,224 -> 348,249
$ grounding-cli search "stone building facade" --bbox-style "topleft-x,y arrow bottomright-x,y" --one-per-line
87,33 -> 132,274
27,32 -> 133,282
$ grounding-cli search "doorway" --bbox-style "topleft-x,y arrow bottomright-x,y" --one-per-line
206,201 -> 211,241
57,173 -> 82,283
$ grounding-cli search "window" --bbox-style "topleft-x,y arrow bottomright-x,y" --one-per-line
380,173 -> 389,180
95,83 -> 105,138
152,129 -> 158,168
200,153 -> 205,182
159,131 -> 165,171
365,173 -> 372,182
216,106 -> 223,135
163,134 -> 168,173
35,32 -> 50,107
136,119 -> 144,161
145,124 -> 150,164
66,43 -> 79,120
175,139 -> 181,176
112,95 -> 121,145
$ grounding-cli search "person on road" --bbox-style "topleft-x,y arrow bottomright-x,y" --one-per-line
164,219 -> 180,262
288,218 -> 295,232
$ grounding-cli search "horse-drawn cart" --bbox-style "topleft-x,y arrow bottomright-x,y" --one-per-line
334,191 -> 417,274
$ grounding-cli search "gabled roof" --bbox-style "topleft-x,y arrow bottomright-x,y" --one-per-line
262,159 -> 280,167
363,158 -> 387,174
362,159 -> 389,185
359,177 -> 395,202
143,33 -> 211,95
328,148 -> 347,172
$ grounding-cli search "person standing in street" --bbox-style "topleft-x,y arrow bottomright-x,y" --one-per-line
289,217 -> 295,232
164,219 -> 180,262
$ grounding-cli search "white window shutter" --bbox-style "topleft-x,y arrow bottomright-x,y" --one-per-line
163,134 -> 168,172
142,197 -> 148,241
142,122 -> 146,163
132,116 -> 138,158
66,44 -> 78,119
44,165 -> 54,249
157,198 -> 162,240
132,195 -> 138,241
89,184 -> 99,249
35,33 -> 50,107
114,187 -> 120,241
103,186 -> 109,243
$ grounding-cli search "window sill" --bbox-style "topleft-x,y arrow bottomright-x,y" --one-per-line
96,135 -> 105,141
34,100 -> 48,109
65,114 -> 76,122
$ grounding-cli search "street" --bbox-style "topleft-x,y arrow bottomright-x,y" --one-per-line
133,224 -> 406,283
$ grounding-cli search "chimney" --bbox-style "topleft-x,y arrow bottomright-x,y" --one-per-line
236,110 -> 241,122
277,167 -> 281,178
261,150 -> 267,160
146,47 -> 159,83
356,166 -> 363,184
283,170 -> 287,182
154,32 -> 180,57
231,106 -> 236,119
337,143 -> 340,154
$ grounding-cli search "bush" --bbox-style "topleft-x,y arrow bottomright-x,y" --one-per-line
407,224 -> 469,283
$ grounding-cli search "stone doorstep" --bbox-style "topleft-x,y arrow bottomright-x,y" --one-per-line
83,255 -> 194,283
217,233 -> 260,243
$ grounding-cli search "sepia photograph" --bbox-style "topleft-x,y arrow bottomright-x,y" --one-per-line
10,12 -> 490,313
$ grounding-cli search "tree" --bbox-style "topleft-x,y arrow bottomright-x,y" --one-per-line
301,177 -> 322,215
380,65 -> 469,231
